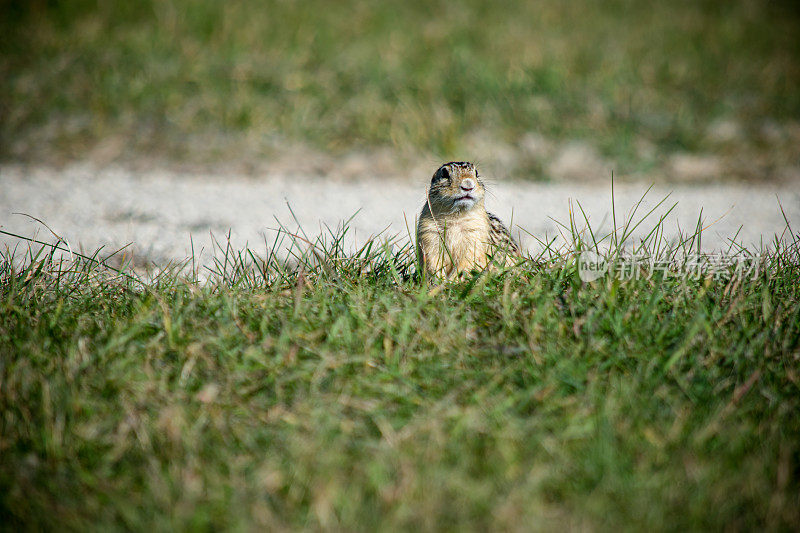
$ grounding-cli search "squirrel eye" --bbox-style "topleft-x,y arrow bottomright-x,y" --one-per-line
432,167 -> 449,184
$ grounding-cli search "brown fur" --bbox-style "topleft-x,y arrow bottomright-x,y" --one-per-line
416,162 -> 521,278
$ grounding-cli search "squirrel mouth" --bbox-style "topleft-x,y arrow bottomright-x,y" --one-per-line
455,194 -> 474,202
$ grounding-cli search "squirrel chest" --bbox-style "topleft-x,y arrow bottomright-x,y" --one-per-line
417,208 -> 491,275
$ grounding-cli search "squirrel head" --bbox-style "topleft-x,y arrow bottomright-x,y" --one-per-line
427,161 -> 485,214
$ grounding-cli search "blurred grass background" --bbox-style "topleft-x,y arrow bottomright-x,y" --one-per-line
1,0 -> 799,176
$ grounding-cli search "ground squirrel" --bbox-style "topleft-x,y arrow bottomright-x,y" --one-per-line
417,161 -> 521,278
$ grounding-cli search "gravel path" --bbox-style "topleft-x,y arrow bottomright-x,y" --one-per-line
2,163 -> 798,268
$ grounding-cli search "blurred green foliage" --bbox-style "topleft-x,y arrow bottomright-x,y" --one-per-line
1,223 -> 799,529
1,0 -> 799,163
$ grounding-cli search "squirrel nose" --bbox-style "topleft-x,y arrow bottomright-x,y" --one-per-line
461,178 -> 475,191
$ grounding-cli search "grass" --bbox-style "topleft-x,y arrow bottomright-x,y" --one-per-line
2,0 -> 799,173
1,202 -> 799,530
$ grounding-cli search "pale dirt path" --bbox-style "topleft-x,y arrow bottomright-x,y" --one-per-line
1,162 -> 798,268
